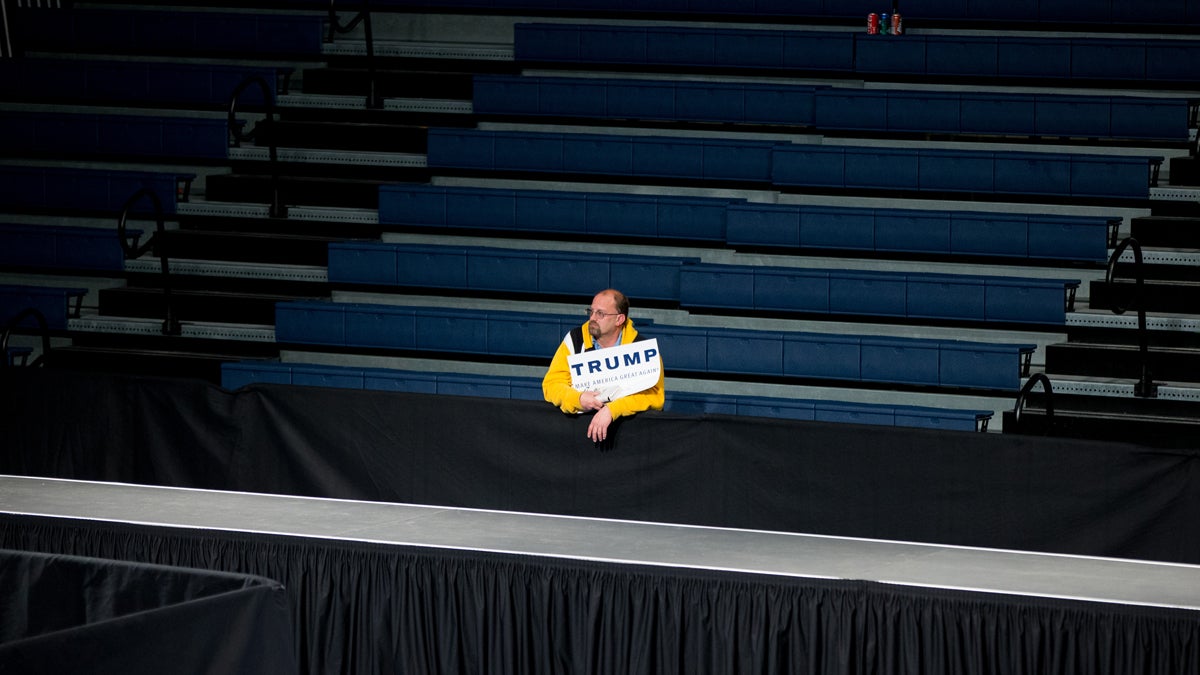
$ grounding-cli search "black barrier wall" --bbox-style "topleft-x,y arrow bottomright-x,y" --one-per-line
2,369 -> 1199,564
0,548 -> 295,675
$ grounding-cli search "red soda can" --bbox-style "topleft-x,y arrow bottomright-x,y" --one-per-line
867,13 -> 879,34
891,12 -> 903,35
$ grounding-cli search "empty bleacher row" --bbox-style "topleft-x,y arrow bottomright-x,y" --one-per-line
0,223 -> 134,273
206,0 -> 1200,27
426,128 -> 1162,199
0,111 -> 231,162
0,166 -> 193,215
329,241 -> 1080,325
15,7 -> 326,58
274,302 -> 1034,391
515,23 -> 1200,83
378,178 -> 1119,262
474,75 -> 1193,143
0,59 -> 287,108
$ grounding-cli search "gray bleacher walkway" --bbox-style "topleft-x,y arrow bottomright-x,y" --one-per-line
3,474 -> 1200,613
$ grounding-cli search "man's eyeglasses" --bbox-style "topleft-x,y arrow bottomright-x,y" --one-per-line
586,307 -> 620,318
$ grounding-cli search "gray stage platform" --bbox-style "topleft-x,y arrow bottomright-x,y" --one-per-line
3,474 -> 1199,613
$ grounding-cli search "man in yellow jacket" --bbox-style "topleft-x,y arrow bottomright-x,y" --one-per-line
542,288 -> 665,442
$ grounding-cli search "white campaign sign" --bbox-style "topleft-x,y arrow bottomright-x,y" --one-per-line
567,338 -> 661,402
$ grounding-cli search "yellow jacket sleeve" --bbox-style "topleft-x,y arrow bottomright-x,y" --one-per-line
542,337 -> 584,413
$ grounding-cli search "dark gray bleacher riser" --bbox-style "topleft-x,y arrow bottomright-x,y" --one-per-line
1130,217 -> 1200,249
98,287 -> 293,325
1045,343 -> 1200,383
1088,280 -> 1200,314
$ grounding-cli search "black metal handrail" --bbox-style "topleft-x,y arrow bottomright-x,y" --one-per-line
228,75 -> 287,218
1012,372 -> 1054,427
1106,237 -> 1157,398
118,186 -> 181,336
327,0 -> 381,109
1,307 -> 51,368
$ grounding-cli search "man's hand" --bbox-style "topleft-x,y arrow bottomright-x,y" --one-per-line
587,405 -> 613,443
579,391 -> 606,411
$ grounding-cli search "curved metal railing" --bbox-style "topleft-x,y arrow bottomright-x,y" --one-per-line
1011,372 -> 1054,427
327,0 -> 381,108
1106,237 -> 1157,398
228,75 -> 287,218
118,186 -> 181,336
1,307 -> 51,368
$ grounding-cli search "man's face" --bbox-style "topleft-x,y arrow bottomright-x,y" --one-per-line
587,292 -> 623,342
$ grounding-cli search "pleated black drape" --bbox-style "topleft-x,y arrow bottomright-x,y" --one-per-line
2,515 -> 1198,675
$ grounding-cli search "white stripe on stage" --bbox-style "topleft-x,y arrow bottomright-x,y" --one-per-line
3,474 -> 1199,612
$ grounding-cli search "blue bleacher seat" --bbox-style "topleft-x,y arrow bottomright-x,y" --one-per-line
0,112 -> 230,160
475,75 -> 824,127
378,184 -> 739,242
428,129 -> 780,184
0,224 -> 133,272
275,302 -> 1032,391
0,59 -> 287,107
0,285 -> 87,330
772,145 -> 1159,199
329,242 -> 695,303
6,346 -> 34,367
515,23 -> 1200,83
678,262 -> 1078,325
0,166 -> 193,215
380,185 -> 1113,262
18,8 -> 325,56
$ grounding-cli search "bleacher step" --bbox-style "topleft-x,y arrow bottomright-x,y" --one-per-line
206,174 -> 411,209
156,229 -> 337,266
1065,309 -> 1200,348
1002,407 -> 1199,449
1045,341 -> 1200,383
227,146 -> 428,169
300,67 -> 477,99
257,120 -> 428,153
1088,279 -> 1200,313
124,258 -> 329,285
47,345 -> 268,385
98,286 -> 313,325
1130,216 -> 1200,249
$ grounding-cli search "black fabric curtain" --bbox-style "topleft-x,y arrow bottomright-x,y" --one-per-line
2,515 -> 1197,675
0,547 -> 295,675
2,369 -> 1198,564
